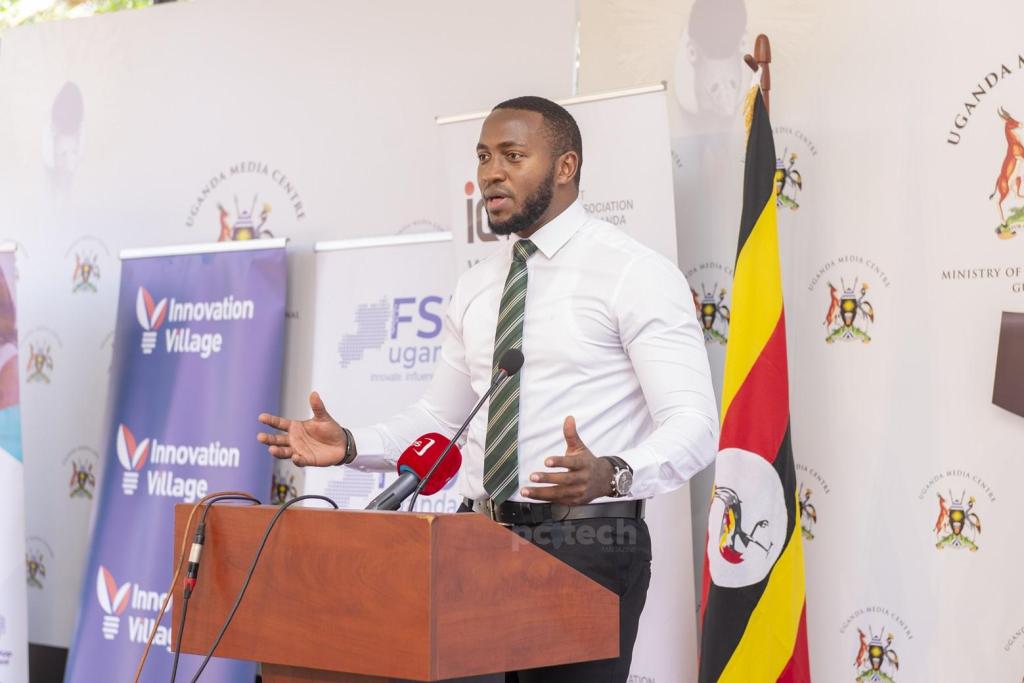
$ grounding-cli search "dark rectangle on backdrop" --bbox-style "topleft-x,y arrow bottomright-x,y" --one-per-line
993,311 -> 1024,418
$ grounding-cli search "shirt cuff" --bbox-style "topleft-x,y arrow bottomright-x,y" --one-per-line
615,445 -> 684,499
345,426 -> 397,473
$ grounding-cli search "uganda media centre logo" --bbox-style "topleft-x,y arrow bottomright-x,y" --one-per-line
685,261 -> 733,346
840,606 -> 913,683
116,423 -> 150,495
96,565 -> 131,640
944,53 -> 1024,238
807,255 -> 891,345
183,161 -> 307,240
796,461 -> 831,543
918,467 -> 995,553
25,536 -> 54,591
135,285 -> 256,359
65,446 -> 99,500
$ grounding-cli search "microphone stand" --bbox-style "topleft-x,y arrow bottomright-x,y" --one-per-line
405,368 -> 509,512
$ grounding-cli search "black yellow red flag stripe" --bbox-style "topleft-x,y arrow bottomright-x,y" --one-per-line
697,84 -> 811,683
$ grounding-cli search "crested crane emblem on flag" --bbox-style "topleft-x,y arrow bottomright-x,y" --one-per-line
934,490 -> 982,551
116,423 -> 150,495
96,565 -> 131,640
825,278 -> 875,343
854,626 -> 900,682
707,449 -> 786,586
136,286 -> 167,354
714,485 -> 772,564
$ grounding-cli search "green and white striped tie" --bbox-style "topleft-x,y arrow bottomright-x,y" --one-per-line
483,239 -> 538,505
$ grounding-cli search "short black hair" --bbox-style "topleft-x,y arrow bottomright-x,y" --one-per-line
494,96 -> 583,186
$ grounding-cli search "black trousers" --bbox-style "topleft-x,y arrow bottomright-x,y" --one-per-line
458,505 -> 652,683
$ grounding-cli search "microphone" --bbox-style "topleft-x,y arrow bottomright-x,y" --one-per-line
365,434 -> 462,511
406,348 -> 524,512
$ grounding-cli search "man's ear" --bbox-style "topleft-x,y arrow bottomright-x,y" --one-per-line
556,150 -> 580,187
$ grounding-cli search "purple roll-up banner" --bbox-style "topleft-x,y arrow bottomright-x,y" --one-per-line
65,241 -> 287,683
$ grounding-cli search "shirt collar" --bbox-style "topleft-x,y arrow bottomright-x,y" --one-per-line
517,198 -> 586,260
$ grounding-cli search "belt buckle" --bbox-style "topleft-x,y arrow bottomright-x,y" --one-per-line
480,498 -> 498,522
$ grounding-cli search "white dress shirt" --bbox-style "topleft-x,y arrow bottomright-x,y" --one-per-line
350,199 -> 719,502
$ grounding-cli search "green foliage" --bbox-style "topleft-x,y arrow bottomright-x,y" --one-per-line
0,0 -> 157,30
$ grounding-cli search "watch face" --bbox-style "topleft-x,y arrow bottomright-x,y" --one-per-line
616,470 -> 633,496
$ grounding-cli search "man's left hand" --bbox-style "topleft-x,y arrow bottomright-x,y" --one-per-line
522,416 -> 614,505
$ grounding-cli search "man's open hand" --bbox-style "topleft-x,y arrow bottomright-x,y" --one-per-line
521,416 -> 613,505
257,391 -> 347,467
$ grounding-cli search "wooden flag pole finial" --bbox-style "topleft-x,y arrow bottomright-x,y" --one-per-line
743,34 -> 772,114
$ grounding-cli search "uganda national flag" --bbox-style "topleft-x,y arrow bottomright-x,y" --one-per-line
697,83 -> 811,682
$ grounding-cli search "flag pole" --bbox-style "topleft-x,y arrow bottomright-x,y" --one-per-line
743,34 -> 772,114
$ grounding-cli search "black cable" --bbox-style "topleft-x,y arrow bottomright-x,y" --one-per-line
200,494 -> 261,526
170,494 -> 260,683
188,494 -> 339,683
168,589 -> 189,683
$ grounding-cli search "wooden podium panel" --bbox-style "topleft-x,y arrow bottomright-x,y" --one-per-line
172,505 -> 618,682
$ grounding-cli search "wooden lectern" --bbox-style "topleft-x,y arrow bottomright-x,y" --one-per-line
172,505 -> 619,682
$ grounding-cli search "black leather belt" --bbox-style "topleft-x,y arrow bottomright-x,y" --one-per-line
465,497 -> 645,525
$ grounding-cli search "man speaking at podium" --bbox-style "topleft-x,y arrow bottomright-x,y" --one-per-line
258,96 -> 718,683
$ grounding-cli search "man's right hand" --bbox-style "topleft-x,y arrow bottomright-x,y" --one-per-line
258,391 -> 348,467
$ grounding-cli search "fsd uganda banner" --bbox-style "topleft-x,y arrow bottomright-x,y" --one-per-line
65,241 -> 287,683
302,234 -> 461,511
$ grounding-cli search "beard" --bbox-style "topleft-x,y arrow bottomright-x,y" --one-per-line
487,167 -> 556,236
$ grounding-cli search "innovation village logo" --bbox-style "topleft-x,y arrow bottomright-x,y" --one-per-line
115,422 -> 241,503
95,565 -> 175,650
95,565 -> 131,640
135,286 -> 255,359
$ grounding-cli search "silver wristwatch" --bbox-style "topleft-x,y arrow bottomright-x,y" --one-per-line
605,456 -> 633,498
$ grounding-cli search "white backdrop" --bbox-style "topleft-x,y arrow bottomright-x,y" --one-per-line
580,0 -> 1024,680
0,0 -> 575,648
438,86 -> 699,683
